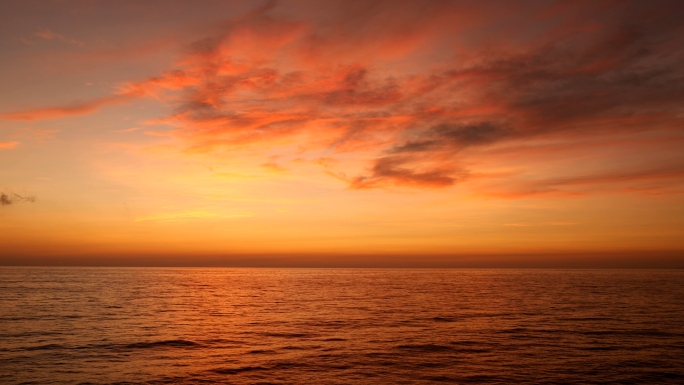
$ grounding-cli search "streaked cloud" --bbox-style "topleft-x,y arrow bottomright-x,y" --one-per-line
33,28 -> 85,46
112,127 -> 141,133
0,141 -> 20,149
135,211 -> 252,223
1,93 -> 139,121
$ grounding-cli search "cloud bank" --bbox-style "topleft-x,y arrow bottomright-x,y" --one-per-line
3,0 -> 684,195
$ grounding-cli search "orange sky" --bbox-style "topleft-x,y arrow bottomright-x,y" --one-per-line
1,0 -> 683,267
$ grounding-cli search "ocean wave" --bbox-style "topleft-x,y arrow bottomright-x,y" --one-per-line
396,344 -> 454,352
121,340 -> 202,350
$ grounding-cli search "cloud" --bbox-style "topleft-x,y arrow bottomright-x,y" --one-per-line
135,211 -> 251,223
0,192 -> 36,206
478,164 -> 684,199
34,28 -> 85,46
349,155 -> 468,189
0,69 -> 199,121
4,0 -> 684,194
160,0 -> 684,191
0,141 -> 19,149
11,127 -> 60,142
112,127 -> 140,133
261,162 -> 289,173
1,93 -> 140,121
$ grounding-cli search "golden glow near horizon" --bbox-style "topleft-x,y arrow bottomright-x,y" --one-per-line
1,1 -> 683,265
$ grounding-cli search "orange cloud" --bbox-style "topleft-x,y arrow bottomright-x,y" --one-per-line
1,92 -> 141,121
112,127 -> 140,133
4,0 -> 684,195
0,141 -> 19,149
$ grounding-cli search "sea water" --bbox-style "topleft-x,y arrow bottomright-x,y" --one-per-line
1,268 -> 683,384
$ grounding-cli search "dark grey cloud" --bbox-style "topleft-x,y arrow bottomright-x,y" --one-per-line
352,1 -> 684,189
1,192 -> 36,206
350,155 -> 469,189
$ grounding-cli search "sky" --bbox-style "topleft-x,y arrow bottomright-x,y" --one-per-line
1,0 -> 683,267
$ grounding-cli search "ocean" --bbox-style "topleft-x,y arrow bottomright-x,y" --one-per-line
1,268 -> 682,384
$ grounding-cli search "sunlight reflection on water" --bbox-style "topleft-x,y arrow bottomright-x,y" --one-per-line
1,268 -> 683,384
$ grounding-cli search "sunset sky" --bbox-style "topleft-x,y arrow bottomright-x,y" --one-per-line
1,0 -> 683,267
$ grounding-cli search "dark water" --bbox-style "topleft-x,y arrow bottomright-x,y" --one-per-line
1,268 -> 683,384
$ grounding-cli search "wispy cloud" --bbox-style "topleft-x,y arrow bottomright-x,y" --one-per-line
261,162 -> 289,173
1,93 -> 139,121
478,164 -> 684,199
112,127 -> 140,133
0,192 -> 36,206
11,127 -> 60,142
33,28 -> 85,46
0,141 -> 20,149
135,211 -> 251,223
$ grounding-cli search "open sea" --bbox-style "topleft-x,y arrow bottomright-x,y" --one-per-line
1,268 -> 683,384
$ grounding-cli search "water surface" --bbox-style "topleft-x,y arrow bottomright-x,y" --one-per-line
1,268 -> 683,384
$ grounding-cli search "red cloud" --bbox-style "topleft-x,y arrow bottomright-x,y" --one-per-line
3,0 -> 684,194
